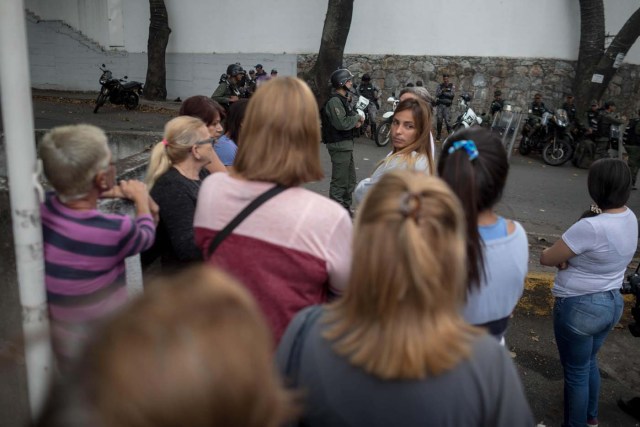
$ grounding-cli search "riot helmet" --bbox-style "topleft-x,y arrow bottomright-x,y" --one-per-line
330,69 -> 354,89
226,64 -> 244,77
460,93 -> 472,102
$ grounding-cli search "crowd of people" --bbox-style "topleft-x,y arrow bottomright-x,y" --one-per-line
34,65 -> 639,427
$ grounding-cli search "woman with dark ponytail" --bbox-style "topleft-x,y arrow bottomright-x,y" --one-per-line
437,127 -> 528,342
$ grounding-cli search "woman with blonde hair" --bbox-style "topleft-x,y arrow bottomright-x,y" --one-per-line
354,98 -> 434,206
194,77 -> 352,343
276,170 -> 533,426
142,116 -> 225,271
37,266 -> 294,427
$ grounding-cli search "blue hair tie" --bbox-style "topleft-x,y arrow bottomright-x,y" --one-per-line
448,140 -> 479,161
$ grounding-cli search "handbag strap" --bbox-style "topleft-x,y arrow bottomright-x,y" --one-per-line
207,184 -> 287,258
285,305 -> 323,388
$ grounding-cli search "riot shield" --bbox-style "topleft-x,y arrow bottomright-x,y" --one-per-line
491,106 -> 524,161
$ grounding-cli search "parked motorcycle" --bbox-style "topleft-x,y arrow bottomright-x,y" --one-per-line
451,93 -> 482,132
519,108 -> 574,166
375,96 -> 399,147
93,64 -> 144,113
354,94 -> 373,140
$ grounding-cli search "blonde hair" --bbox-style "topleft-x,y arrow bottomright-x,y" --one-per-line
39,124 -> 111,201
378,98 -> 435,174
323,170 -> 481,380
233,77 -> 323,186
146,116 -> 207,189
75,266 -> 293,427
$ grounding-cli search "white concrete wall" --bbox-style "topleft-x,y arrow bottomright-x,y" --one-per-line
23,0 -> 640,64
26,13 -> 297,99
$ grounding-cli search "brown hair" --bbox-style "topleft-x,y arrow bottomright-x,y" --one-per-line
37,266 -> 293,427
179,95 -> 224,126
323,171 -> 481,380
377,98 -> 434,174
233,77 -> 323,186
145,116 -> 207,189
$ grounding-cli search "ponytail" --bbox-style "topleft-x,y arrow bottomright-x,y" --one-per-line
146,141 -> 172,190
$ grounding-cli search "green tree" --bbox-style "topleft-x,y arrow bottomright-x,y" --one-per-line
300,0 -> 354,106
574,0 -> 640,114
144,0 -> 171,100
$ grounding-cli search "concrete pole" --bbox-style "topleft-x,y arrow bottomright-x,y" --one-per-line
0,0 -> 53,419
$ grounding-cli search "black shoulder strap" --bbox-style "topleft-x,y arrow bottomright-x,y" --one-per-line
207,184 -> 287,257
284,305 -> 323,388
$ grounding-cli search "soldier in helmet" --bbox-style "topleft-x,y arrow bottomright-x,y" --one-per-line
435,74 -> 455,141
356,73 -> 381,139
490,90 -> 504,117
322,68 -> 364,212
211,64 -> 245,110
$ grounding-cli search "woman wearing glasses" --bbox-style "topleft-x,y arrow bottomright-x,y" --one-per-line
143,116 -> 226,272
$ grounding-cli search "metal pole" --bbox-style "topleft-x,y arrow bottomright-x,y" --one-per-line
0,0 -> 53,419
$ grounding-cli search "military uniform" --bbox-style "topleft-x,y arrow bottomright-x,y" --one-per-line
357,81 -> 380,123
211,80 -> 240,110
561,102 -> 577,124
490,98 -> 504,116
595,110 -> 625,160
435,82 -> 455,139
324,93 -> 360,210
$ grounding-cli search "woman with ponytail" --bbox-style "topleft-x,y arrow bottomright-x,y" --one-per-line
437,127 -> 528,342
276,170 -> 533,427
143,116 -> 225,271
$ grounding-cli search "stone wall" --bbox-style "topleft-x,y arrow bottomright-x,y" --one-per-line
298,54 -> 640,116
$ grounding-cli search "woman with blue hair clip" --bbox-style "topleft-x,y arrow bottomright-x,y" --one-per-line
353,98 -> 435,206
438,127 -> 528,343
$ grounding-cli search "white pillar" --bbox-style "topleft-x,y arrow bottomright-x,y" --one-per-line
0,0 -> 53,419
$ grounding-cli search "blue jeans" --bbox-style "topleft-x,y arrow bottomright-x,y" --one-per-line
553,290 -> 623,427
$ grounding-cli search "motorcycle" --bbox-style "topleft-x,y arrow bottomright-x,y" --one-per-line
519,108 -> 574,166
353,94 -> 372,139
93,64 -> 144,113
375,96 -> 399,147
451,93 -> 482,132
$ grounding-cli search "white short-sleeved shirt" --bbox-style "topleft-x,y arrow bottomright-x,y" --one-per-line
553,208 -> 638,298
354,151 -> 430,206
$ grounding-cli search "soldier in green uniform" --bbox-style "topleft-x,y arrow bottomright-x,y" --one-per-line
211,64 -> 245,111
322,68 -> 363,212
595,101 -> 626,161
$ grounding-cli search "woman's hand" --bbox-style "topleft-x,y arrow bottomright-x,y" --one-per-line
540,239 -> 576,267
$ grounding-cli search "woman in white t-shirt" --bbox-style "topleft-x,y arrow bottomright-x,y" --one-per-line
541,158 -> 637,427
354,98 -> 435,206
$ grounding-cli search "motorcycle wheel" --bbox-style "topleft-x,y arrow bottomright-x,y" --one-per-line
542,139 -> 574,166
125,93 -> 139,110
93,90 -> 108,114
376,122 -> 391,147
518,136 -> 531,155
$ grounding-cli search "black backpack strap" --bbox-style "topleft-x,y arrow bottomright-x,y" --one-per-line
284,305 -> 323,388
207,184 -> 287,258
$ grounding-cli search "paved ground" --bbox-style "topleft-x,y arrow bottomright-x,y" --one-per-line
1,91 -> 639,426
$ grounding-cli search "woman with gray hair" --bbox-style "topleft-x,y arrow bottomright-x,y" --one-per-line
39,123 -> 156,368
